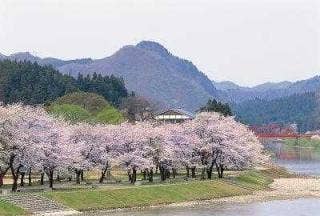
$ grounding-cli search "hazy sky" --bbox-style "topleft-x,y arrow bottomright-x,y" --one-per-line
0,0 -> 318,86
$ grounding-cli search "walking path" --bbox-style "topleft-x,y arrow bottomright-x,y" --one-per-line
1,193 -> 79,215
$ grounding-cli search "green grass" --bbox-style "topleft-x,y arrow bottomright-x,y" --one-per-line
284,138 -> 320,153
0,199 -> 27,216
43,170 -> 272,211
234,170 -> 273,190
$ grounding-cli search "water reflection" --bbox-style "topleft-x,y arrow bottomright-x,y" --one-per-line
265,140 -> 320,161
104,198 -> 320,216
265,139 -> 320,175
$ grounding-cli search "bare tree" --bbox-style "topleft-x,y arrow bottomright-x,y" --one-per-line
120,94 -> 160,122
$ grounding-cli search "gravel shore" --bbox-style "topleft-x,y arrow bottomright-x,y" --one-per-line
82,177 -> 320,215
170,177 -> 320,207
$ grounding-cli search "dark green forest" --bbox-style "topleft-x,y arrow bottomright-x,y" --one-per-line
233,92 -> 320,132
0,60 -> 128,106
199,99 -> 232,116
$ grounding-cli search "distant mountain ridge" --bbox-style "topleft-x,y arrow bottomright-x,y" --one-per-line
216,78 -> 320,104
0,41 -> 218,111
0,52 -> 93,68
2,42 -> 320,116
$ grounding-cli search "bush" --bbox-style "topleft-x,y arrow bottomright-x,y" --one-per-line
50,104 -> 91,123
95,106 -> 124,124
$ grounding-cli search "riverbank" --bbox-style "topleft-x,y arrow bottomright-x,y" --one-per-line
43,169 -> 275,212
0,167 -> 302,215
81,177 -> 320,215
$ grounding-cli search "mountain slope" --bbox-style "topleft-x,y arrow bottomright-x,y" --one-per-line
57,41 -> 217,111
218,77 -> 320,104
1,42 -> 217,111
233,92 -> 320,132
0,52 -> 93,68
212,81 -> 244,91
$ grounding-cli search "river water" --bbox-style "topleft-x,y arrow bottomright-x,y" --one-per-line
98,140 -> 320,216
105,198 -> 320,216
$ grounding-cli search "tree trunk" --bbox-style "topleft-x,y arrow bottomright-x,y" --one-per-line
142,171 -> 146,180
216,164 -> 224,178
28,168 -> 32,186
220,165 -> 224,178
191,167 -> 196,178
201,167 -> 206,180
20,172 -> 25,187
172,168 -> 177,179
207,164 -> 213,179
166,169 -> 170,179
12,174 -> 19,192
80,170 -> 84,181
159,166 -> 166,181
75,170 -> 81,184
148,169 -> 153,182
48,170 -> 54,188
127,170 -> 132,183
0,174 -> 4,187
11,165 -> 22,192
99,166 -> 108,183
40,173 -> 44,185
186,166 -> 190,178
216,163 -> 221,178
131,168 -> 137,184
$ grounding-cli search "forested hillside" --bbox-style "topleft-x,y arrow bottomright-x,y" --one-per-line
0,60 -> 128,106
233,92 -> 320,132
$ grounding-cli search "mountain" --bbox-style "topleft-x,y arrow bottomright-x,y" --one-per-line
1,41 -> 218,111
233,91 -> 320,132
0,52 -> 93,68
212,81 -> 244,91
251,81 -> 292,91
218,77 -> 320,104
57,41 -> 217,111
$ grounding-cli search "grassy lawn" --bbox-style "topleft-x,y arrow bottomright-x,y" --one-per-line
44,170 -> 272,211
0,199 -> 27,216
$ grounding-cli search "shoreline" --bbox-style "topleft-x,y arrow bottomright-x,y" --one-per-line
83,177 -> 320,215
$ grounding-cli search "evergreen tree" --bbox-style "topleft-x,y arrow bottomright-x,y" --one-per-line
199,99 -> 232,116
0,60 -> 128,106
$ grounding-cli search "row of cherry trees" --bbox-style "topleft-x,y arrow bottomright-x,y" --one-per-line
0,104 -> 267,191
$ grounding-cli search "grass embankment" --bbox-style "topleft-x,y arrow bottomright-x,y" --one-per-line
44,170 -> 275,212
284,138 -> 320,153
0,199 -> 26,216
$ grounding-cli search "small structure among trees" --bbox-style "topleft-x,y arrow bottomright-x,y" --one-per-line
154,108 -> 195,123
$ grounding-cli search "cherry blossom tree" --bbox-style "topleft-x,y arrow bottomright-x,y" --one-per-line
115,122 -> 154,183
0,104 -> 73,191
191,112 -> 267,178
27,109 -> 76,189
70,123 -> 118,184
161,122 -> 201,179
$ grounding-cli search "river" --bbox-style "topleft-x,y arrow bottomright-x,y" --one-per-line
93,140 -> 320,216
104,198 -> 320,216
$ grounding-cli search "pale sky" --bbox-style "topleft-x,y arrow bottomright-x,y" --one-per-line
0,0 -> 318,86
